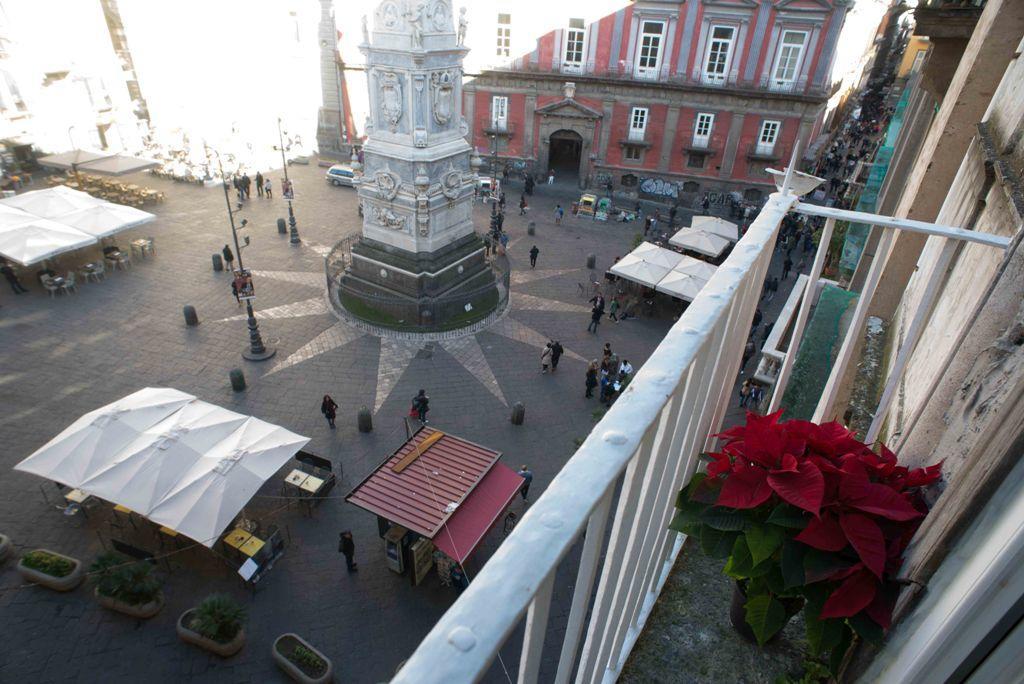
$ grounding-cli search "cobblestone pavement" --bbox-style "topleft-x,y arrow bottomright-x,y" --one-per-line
0,162 -> 682,683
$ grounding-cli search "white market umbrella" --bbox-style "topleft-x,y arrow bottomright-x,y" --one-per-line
609,253 -> 671,288
59,202 -> 155,238
0,203 -> 37,230
656,270 -> 707,302
691,215 -> 739,241
672,255 -> 718,281
631,241 -> 685,269
0,186 -> 106,219
669,228 -> 730,257
0,218 -> 97,266
14,387 -> 309,546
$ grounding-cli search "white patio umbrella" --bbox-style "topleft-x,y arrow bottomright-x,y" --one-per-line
691,215 -> 740,241
672,255 -> 719,281
631,241 -> 685,269
0,203 -> 36,229
669,228 -> 731,257
609,253 -> 671,288
58,202 -> 155,238
14,388 -> 309,546
0,186 -> 105,219
0,218 -> 96,266
656,270 -> 707,302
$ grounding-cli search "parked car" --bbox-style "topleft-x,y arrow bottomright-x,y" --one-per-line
325,165 -> 356,187
476,175 -> 500,201
287,155 -> 311,165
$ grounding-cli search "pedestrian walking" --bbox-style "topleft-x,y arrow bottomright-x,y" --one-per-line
264,178 -> 273,198
338,531 -> 358,572
529,245 -> 539,268
499,192 -> 506,211
782,257 -> 793,280
321,394 -> 338,429
742,340 -> 755,369
602,342 -> 613,366
739,379 -> 751,407
255,171 -> 264,198
608,296 -> 620,322
540,343 -> 552,373
669,204 -> 678,227
524,173 -> 534,195
765,277 -> 778,303
554,204 -> 564,224
589,293 -> 605,313
518,465 -> 533,501
585,361 -> 599,398
230,279 -> 240,304
550,341 -> 564,372
241,173 -> 251,200
587,306 -> 602,333
1,262 -> 27,294
761,321 -> 775,345
547,170 -> 554,185
411,389 -> 430,423
450,564 -> 469,593
701,194 -> 711,213
519,195 -> 528,215
222,244 -> 234,269
752,307 -> 763,330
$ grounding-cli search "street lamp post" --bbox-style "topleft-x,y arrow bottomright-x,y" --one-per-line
215,154 -> 275,362
276,117 -> 301,245
489,133 -> 499,239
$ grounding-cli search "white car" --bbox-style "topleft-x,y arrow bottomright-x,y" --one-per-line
326,164 -> 356,187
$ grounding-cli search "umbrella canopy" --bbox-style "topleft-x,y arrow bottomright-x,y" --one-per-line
631,241 -> 685,269
609,253 -> 671,288
671,255 -> 719,281
691,215 -> 739,241
0,186 -> 106,219
37,150 -> 159,176
59,202 -> 155,238
36,150 -> 109,169
669,228 -> 731,257
656,270 -> 707,301
14,388 -> 310,546
0,203 -> 37,230
0,218 -> 96,266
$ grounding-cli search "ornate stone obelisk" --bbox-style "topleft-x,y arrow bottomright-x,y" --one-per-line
338,0 -> 496,329
316,0 -> 353,159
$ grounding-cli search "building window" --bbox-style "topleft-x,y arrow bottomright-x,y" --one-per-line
703,25 -> 735,85
687,153 -> 706,169
628,107 -> 648,141
770,30 -> 807,91
563,18 -> 585,74
682,181 -> 700,193
635,20 -> 664,80
496,14 -> 511,57
744,188 -> 763,203
911,49 -> 927,73
623,145 -> 643,162
693,112 -> 714,148
491,96 -> 508,130
756,120 -> 780,156
621,173 -> 638,187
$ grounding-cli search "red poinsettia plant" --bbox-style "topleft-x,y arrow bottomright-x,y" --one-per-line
671,411 -> 941,672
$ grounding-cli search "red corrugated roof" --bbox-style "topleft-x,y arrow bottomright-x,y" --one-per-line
432,462 -> 523,564
345,427 -> 503,537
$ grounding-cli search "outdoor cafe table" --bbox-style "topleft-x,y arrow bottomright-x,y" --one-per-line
223,527 -> 266,557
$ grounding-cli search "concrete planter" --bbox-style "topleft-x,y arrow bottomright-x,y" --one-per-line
272,633 -> 333,683
17,549 -> 83,591
176,609 -> 245,657
0,533 -> 10,562
95,588 -> 164,619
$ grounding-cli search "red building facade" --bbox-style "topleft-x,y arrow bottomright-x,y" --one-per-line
464,0 -> 850,205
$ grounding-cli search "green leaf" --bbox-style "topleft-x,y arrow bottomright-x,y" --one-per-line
849,613 -> 884,645
668,510 -> 702,537
804,599 -> 846,657
745,594 -> 787,647
701,507 -> 752,532
700,526 -> 738,559
829,624 -> 853,676
746,524 -> 785,565
724,535 -> 754,577
765,568 -> 787,596
804,548 -> 853,584
781,540 -> 806,589
689,474 -> 723,504
767,503 -> 810,529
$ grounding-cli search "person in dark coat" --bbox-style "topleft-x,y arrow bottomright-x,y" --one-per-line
338,531 -> 357,572
782,257 -> 793,280
230,279 -> 240,305
222,244 -> 234,269
321,394 -> 338,429
517,465 -> 533,501
241,173 -> 251,200
550,341 -> 564,372
255,171 -> 264,198
412,389 -> 429,423
1,262 -> 27,294
585,361 -> 599,398
529,245 -> 539,268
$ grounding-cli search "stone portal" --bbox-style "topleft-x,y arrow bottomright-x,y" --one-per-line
336,0 -> 498,330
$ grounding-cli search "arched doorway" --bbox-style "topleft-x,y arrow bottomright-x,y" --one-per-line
548,129 -> 583,180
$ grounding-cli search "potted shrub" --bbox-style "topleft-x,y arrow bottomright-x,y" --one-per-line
273,633 -> 333,683
177,594 -> 247,657
671,411 -> 942,676
0,533 -> 10,562
90,552 -> 164,618
17,549 -> 83,591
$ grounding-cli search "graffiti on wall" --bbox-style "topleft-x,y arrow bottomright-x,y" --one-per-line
639,177 -> 679,199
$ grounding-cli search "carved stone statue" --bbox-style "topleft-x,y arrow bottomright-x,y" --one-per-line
378,71 -> 403,131
406,1 -> 425,47
457,7 -> 467,46
370,204 -> 407,230
375,167 -> 401,200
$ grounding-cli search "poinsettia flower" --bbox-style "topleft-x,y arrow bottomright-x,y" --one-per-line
839,513 -> 886,578
705,452 -> 732,478
820,565 -> 878,619
905,461 -> 943,488
716,461 -> 773,509
767,460 -> 825,515
794,512 -> 846,551
838,467 -> 924,522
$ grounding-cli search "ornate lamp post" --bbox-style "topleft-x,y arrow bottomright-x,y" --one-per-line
275,117 -> 301,245
214,152 -> 275,362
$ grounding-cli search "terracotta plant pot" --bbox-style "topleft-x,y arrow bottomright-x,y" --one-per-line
729,582 -> 803,645
176,609 -> 246,657
95,588 -> 164,619
272,633 -> 333,683
0,533 -> 10,562
17,549 -> 83,592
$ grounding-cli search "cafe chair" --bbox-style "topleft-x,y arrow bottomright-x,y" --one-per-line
61,272 -> 77,295
42,276 -> 61,297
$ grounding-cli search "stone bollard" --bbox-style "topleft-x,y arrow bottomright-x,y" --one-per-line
586,253 -> 596,269
277,218 -> 287,235
229,368 -> 246,392
511,402 -> 525,425
527,221 -> 536,236
183,305 -> 199,327
212,253 -> 223,272
357,406 -> 373,433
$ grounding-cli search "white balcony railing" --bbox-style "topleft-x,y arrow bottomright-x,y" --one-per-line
393,192 -> 792,684
627,128 -> 646,143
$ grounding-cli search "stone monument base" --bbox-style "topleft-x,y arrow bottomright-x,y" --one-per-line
336,233 -> 502,331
